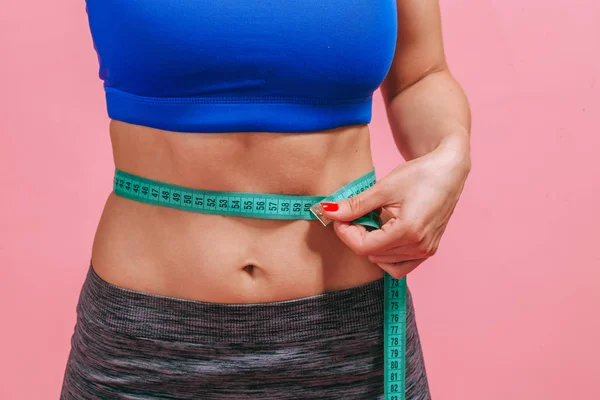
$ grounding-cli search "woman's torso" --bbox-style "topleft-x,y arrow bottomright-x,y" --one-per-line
86,0 -> 397,302
91,120 -> 384,303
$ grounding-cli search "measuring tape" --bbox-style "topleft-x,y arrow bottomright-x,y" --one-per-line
113,168 -> 407,399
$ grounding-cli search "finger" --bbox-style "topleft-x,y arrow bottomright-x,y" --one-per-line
320,180 -> 389,222
332,221 -> 370,253
369,244 -> 416,257
333,217 -> 415,256
377,228 -> 442,260
377,259 -> 424,280
333,220 -> 397,256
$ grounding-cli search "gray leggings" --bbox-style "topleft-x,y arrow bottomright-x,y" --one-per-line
61,263 -> 431,399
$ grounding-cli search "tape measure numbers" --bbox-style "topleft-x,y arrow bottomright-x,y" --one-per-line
113,168 -> 407,400
385,274 -> 407,399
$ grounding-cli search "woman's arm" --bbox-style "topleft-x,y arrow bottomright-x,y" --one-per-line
319,0 -> 471,278
381,0 -> 471,163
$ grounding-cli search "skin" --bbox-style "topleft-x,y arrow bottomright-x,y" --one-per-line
91,0 -> 471,304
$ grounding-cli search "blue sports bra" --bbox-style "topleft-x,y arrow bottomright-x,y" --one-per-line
85,0 -> 397,133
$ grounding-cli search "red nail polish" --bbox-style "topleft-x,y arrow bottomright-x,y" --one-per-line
321,202 -> 339,212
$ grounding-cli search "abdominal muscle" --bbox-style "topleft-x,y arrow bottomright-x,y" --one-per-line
91,120 -> 385,304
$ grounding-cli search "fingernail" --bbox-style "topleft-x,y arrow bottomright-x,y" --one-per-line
320,202 -> 339,212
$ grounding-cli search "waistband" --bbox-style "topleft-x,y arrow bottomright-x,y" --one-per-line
78,263 -> 384,345
105,88 -> 374,133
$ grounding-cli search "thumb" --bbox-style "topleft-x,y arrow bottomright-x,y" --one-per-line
320,181 -> 388,222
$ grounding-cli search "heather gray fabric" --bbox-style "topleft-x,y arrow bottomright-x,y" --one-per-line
61,263 -> 430,399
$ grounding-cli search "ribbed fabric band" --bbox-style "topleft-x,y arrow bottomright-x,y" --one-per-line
105,88 -> 373,133
80,263 -> 384,345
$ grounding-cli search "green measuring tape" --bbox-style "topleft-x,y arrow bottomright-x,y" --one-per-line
113,168 -> 407,399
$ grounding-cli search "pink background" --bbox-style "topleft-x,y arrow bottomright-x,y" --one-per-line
1,1 -> 599,399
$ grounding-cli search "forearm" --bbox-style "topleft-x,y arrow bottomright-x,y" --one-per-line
384,68 -> 471,166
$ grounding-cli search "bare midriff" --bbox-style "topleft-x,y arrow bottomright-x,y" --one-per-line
91,119 -> 385,304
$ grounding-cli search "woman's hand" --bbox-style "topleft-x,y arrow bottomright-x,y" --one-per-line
320,136 -> 471,279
